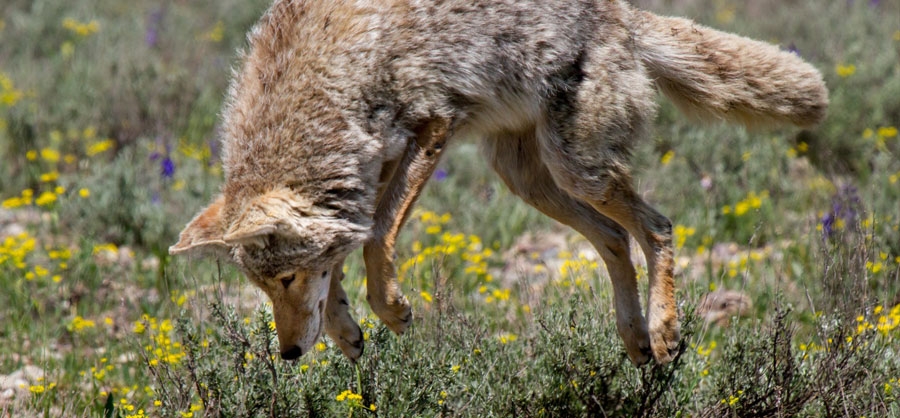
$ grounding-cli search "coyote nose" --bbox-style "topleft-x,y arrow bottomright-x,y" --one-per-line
280,345 -> 304,360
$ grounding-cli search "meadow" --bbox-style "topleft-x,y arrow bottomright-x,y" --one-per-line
0,0 -> 898,416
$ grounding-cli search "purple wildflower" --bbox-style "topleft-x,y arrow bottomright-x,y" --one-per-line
145,9 -> 163,48
161,157 -> 175,179
433,168 -> 448,181
821,184 -> 862,239
787,43 -> 800,56
207,139 -> 220,166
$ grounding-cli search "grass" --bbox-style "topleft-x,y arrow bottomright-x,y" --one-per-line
1,0 -> 899,416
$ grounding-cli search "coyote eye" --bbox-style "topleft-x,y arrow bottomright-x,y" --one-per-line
280,275 -> 296,289
321,270 -> 329,279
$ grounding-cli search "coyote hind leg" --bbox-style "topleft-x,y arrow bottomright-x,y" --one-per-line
543,144 -> 679,363
484,134 -> 652,365
539,44 -> 680,363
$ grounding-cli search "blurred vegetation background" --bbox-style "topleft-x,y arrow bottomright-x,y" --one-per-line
0,0 -> 898,416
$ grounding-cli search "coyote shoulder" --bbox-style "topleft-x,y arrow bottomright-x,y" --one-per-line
171,0 -> 827,365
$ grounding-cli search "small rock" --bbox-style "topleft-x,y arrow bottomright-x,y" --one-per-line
141,255 -> 160,272
697,290 -> 753,326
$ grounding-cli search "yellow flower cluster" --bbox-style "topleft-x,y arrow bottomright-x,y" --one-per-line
135,316 -> 185,366
400,211 -> 496,295
0,72 -> 23,107
785,141 -> 810,158
69,315 -> 96,333
1,230 -> 70,284
858,304 -> 900,337
358,316 -> 377,341
121,397 -> 147,418
28,378 -> 56,395
714,0 -> 735,24
720,390 -> 743,406
420,290 -> 433,303
0,232 -> 36,269
660,150 -> 675,165
62,17 -> 100,37
865,251 -> 893,275
179,403 -> 203,418
497,332 -> 518,344
484,288 -> 510,304
3,127 -> 114,213
723,249 -> 768,278
178,139 -> 213,162
696,341 -> 717,357
863,126 -> 898,152
556,254 -> 598,289
417,210 -> 453,235
335,389 -> 362,403
797,304 -> 900,362
886,377 -> 899,397
2,189 -> 34,209
93,243 -> 119,255
721,191 -> 768,216
87,139 -> 115,156
335,389 -> 375,411
835,63 -> 856,78
201,21 -> 224,42
673,224 -> 696,250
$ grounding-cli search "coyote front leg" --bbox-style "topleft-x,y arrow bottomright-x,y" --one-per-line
324,258 -> 364,361
364,119 -> 450,334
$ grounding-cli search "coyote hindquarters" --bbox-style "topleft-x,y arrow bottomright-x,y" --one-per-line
169,0 -> 827,366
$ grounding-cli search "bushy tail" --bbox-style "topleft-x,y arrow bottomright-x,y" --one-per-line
631,9 -> 828,128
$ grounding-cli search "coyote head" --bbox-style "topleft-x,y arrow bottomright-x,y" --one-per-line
169,188 -> 370,359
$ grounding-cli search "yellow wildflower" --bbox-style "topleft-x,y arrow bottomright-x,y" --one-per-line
202,21 -> 224,42
835,64 -> 856,78
673,224 -> 695,250
0,72 -> 23,106
60,41 -> 75,58
660,150 -> 675,165
40,148 -> 60,163
35,191 -> 57,207
2,196 -> 26,209
69,315 -> 96,332
86,139 -> 115,156
62,18 -> 100,36
877,126 -> 897,138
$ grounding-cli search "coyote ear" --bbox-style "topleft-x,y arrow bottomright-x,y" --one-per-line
170,194 -> 231,257
222,188 -> 307,247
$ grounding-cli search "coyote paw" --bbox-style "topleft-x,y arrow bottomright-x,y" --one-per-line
368,294 -> 413,335
648,318 -> 680,364
617,317 -> 652,366
334,323 -> 364,362
325,312 -> 365,362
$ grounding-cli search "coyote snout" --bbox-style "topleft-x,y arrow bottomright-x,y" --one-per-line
171,0 -> 827,366
256,269 -> 330,360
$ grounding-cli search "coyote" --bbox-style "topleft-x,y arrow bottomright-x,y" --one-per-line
171,0 -> 827,365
